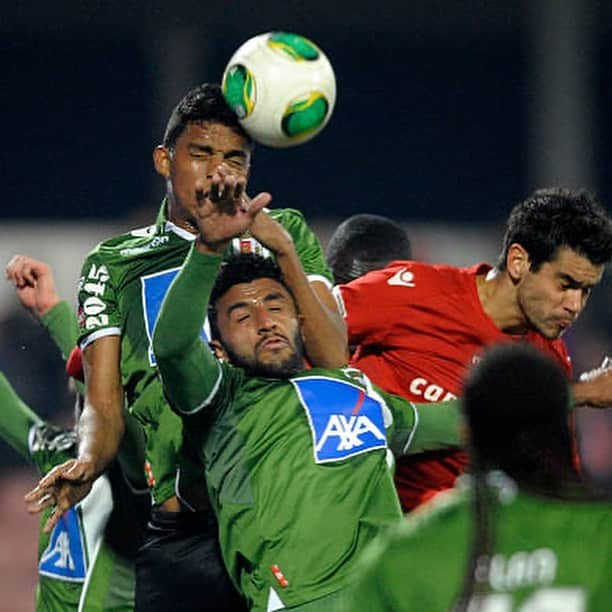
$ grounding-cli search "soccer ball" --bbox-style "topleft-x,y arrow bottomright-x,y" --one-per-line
222,32 -> 336,148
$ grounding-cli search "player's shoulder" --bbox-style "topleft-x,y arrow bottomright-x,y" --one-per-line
85,222 -> 175,263
344,260 -> 479,295
267,206 -> 306,225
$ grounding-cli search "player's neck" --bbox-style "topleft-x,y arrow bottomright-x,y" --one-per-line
476,268 -> 530,335
167,200 -> 199,235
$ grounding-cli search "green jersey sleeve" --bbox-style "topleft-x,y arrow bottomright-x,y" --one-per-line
153,245 -> 227,415
269,208 -> 334,286
379,385 -> 461,456
77,249 -> 122,348
0,372 -> 43,458
40,300 -> 79,361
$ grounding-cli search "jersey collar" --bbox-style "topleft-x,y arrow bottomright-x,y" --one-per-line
155,198 -> 196,242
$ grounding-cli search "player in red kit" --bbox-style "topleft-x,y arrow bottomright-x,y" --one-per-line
334,188 -> 612,511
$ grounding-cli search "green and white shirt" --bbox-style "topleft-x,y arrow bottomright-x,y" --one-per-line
77,201 -> 333,503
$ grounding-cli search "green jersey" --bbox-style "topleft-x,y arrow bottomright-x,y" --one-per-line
30,424 -> 147,612
153,247 -> 462,611
350,474 -> 612,611
77,201 -> 333,504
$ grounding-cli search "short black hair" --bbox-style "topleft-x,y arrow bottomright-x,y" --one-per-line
162,83 -> 253,150
326,214 -> 412,284
462,343 -> 577,489
208,253 -> 287,340
497,187 -> 612,271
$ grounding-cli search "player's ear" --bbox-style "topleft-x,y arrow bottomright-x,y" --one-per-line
506,243 -> 530,283
153,145 -> 172,179
209,340 -> 228,362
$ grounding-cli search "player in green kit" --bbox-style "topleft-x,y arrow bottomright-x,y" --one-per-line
3,256 -> 149,611
26,83 -> 346,611
349,343 -> 612,611
146,190 -> 466,611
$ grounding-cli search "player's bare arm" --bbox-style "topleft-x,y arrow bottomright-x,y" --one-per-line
5,254 -> 61,318
25,335 -> 125,532
571,364 -> 612,408
249,209 -> 348,367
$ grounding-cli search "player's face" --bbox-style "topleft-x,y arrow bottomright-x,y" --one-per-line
517,246 -> 603,339
155,121 -> 251,227
214,278 -> 305,378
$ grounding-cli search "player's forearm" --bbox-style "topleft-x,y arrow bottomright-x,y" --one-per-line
0,372 -> 43,458
276,248 -> 348,367
404,399 -> 462,455
40,300 -> 79,360
76,397 -> 125,478
153,245 -> 224,412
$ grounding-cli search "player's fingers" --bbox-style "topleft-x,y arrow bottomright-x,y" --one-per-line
248,192 -> 273,217
210,176 -> 221,202
234,178 -> 246,202
21,266 -> 37,287
37,459 -> 78,488
43,504 -> 67,535
25,490 -> 55,514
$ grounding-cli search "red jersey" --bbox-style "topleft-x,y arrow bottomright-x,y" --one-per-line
337,260 -> 572,511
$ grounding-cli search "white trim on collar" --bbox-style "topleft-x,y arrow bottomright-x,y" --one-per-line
165,220 -> 197,242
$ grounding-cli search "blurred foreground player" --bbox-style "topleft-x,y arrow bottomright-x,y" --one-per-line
336,188 -> 612,510
350,344 -> 612,611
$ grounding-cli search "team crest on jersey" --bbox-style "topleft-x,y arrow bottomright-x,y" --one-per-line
291,376 -> 387,463
39,508 -> 87,582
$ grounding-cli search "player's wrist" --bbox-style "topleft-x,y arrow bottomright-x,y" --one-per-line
195,234 -> 228,255
35,294 -> 61,319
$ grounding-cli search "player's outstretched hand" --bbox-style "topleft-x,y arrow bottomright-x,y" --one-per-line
193,164 -> 271,251
249,209 -> 295,257
24,458 -> 94,534
572,359 -> 612,408
5,254 -> 60,319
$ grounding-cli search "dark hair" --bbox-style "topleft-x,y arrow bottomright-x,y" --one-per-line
162,83 -> 253,150
454,343 -> 582,611
463,343 -> 577,488
326,214 -> 412,284
208,253 -> 287,340
497,187 -> 612,271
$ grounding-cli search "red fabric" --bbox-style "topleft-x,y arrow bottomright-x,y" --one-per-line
66,345 -> 85,383
340,260 -> 572,511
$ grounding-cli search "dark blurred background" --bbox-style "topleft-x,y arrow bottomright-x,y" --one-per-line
1,1 -> 611,607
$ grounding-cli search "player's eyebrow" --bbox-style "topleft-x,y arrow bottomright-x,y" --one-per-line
557,272 -> 596,290
226,292 -> 288,316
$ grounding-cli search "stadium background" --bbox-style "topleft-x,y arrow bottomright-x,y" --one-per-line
1,1 -> 611,608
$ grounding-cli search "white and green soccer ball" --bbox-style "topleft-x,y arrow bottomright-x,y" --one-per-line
222,32 -> 336,148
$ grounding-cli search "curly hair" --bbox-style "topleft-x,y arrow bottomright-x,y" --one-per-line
497,187 -> 612,271
208,253 -> 286,340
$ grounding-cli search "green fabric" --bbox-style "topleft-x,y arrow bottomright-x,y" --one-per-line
30,425 -> 139,612
79,543 -> 136,611
78,201 -> 331,503
40,300 -> 85,395
409,398 -> 461,453
349,477 -> 612,610
40,300 -> 79,359
0,371 -> 43,457
152,247 -> 460,611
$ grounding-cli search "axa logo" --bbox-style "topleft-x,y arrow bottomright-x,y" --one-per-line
387,267 -> 416,287
292,376 -> 388,463
316,414 -> 386,453
39,507 -> 87,582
